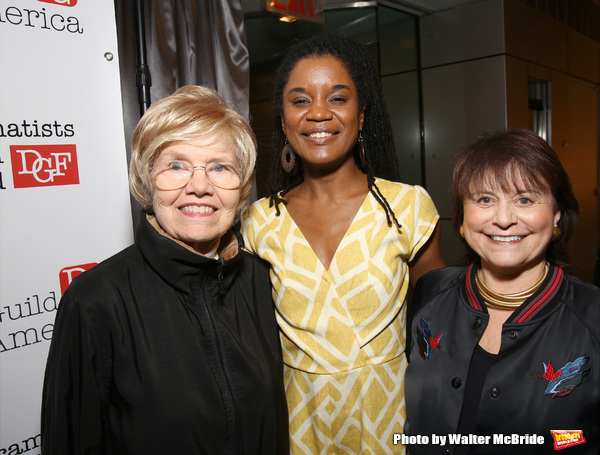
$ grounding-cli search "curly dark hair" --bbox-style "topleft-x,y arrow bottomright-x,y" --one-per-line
452,128 -> 579,266
266,32 -> 402,229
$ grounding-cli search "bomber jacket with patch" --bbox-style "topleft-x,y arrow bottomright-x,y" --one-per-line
41,214 -> 289,455
405,264 -> 599,455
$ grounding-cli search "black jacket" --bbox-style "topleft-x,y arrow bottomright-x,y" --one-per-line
405,264 -> 599,455
41,214 -> 289,454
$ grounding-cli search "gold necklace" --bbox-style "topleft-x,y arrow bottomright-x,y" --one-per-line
475,263 -> 549,311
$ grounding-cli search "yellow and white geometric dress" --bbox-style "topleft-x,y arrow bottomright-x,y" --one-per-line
241,178 -> 439,455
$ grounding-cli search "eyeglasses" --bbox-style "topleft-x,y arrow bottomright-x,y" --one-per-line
151,162 -> 241,191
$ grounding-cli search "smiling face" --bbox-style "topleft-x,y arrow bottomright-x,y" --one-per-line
151,136 -> 241,255
281,55 -> 364,173
462,172 -> 561,282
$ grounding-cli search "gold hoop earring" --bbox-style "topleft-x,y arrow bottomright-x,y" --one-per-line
459,225 -> 465,238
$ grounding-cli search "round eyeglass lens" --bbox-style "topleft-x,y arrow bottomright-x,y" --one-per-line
154,163 -> 240,190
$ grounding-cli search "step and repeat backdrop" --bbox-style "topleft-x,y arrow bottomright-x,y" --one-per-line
0,0 -> 134,452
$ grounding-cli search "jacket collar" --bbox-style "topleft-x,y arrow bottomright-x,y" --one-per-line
464,261 -> 565,323
135,212 -> 243,295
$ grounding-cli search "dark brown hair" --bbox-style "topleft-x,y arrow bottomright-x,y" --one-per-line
452,128 -> 579,265
266,32 -> 402,229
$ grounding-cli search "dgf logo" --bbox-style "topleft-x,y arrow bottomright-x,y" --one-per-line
10,144 -> 79,188
59,263 -> 97,294
38,0 -> 78,6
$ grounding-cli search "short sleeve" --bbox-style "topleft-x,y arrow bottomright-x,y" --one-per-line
407,185 -> 439,262
377,180 -> 439,263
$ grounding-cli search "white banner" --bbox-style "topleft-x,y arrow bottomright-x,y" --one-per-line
0,0 -> 133,452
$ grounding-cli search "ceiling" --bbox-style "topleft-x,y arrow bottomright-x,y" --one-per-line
324,0 -> 480,15
243,0 -> 481,16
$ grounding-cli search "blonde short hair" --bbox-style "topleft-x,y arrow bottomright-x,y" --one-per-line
129,85 -> 256,216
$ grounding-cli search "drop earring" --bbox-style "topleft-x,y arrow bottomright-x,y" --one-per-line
357,130 -> 366,169
281,140 -> 296,174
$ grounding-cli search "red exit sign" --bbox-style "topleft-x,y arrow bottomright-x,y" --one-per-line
266,0 -> 324,23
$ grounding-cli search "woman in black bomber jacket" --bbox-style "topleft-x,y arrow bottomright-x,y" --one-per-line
405,129 -> 599,455
41,86 -> 289,454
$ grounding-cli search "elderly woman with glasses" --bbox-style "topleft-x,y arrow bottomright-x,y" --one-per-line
41,86 -> 289,455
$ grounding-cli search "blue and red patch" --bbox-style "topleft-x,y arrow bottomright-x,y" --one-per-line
534,355 -> 590,398
417,317 -> 442,360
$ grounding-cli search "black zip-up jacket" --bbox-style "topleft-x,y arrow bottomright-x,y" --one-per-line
41,214 -> 289,454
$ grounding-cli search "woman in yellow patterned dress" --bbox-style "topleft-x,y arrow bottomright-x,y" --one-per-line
242,33 -> 445,455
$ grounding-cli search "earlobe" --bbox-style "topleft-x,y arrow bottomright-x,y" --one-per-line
359,108 -> 365,130
554,210 -> 562,225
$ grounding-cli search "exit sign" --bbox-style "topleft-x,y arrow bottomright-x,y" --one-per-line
265,0 -> 324,23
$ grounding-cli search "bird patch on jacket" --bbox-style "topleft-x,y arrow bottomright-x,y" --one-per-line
533,355 -> 590,398
417,317 -> 442,360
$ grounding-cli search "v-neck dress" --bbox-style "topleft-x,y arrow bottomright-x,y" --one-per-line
241,178 -> 439,454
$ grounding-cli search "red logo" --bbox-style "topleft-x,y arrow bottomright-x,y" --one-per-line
38,0 -> 78,6
59,263 -> 97,294
551,430 -> 586,450
10,144 -> 79,188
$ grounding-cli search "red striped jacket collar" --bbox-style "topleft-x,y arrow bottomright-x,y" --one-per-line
465,262 -> 565,323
